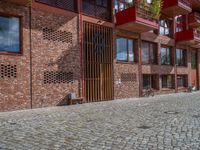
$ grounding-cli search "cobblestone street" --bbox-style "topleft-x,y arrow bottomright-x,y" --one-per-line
1,92 -> 200,150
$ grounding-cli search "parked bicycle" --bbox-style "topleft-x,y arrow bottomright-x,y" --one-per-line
187,85 -> 196,93
142,88 -> 154,97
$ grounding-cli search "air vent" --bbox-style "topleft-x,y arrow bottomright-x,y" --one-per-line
43,27 -> 72,43
44,71 -> 73,84
0,64 -> 17,79
121,73 -> 137,82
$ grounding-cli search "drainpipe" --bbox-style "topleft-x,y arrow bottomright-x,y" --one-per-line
138,34 -> 142,97
79,0 -> 85,100
29,3 -> 33,109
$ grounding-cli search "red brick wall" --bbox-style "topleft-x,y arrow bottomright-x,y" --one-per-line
0,2 -> 31,111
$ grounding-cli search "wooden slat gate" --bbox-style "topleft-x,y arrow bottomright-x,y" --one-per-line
83,22 -> 113,102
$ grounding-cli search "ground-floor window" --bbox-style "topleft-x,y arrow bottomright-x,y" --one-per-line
143,74 -> 158,89
176,48 -> 187,66
177,75 -> 188,88
161,75 -> 174,89
191,51 -> 197,69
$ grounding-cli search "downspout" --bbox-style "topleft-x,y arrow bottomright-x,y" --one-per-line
29,2 -> 33,109
79,0 -> 85,100
138,34 -> 142,97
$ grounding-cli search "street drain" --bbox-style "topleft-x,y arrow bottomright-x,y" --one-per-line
164,111 -> 179,115
192,115 -> 200,118
137,125 -> 151,129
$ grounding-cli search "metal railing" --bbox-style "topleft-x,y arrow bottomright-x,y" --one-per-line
178,0 -> 192,8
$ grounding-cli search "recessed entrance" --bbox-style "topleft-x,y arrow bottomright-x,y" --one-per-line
83,22 -> 113,102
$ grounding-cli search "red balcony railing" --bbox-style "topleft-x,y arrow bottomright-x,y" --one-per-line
176,29 -> 200,47
162,0 -> 192,17
115,1 -> 158,32
189,12 -> 200,28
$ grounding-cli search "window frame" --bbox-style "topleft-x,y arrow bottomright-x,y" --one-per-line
177,75 -> 188,88
160,46 -> 172,65
116,37 -> 137,63
159,19 -> 170,36
176,48 -> 187,67
143,74 -> 158,90
161,75 -> 175,89
0,13 -> 23,55
191,51 -> 197,69
141,41 -> 157,64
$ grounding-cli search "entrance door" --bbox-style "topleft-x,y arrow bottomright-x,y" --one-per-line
83,22 -> 113,102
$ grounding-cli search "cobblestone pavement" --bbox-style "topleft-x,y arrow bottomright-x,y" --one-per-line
1,92 -> 200,150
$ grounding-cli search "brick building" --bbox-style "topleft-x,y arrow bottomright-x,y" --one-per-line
0,0 -> 199,111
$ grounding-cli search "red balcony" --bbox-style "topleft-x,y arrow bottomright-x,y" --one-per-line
189,12 -> 200,28
115,4 -> 158,33
3,0 -> 30,6
162,0 -> 192,17
176,29 -> 200,48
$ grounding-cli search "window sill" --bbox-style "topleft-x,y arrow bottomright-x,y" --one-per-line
142,63 -> 158,65
178,87 -> 187,90
161,88 -> 175,91
176,65 -> 188,68
116,61 -> 138,65
0,51 -> 22,56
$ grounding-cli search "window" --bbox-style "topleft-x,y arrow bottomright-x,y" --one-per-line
176,49 -> 187,66
114,0 -> 133,13
35,0 -> 77,11
160,47 -> 172,65
161,75 -> 174,89
160,20 -> 170,36
142,41 -> 157,64
177,75 -> 188,88
116,38 -> 135,62
191,51 -> 197,69
83,0 -> 111,21
0,15 -> 21,53
175,15 -> 185,32
143,74 -> 158,89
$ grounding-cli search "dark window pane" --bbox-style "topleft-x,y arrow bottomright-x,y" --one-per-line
143,75 -> 151,89
161,75 -> 174,89
191,51 -> 197,69
0,16 -> 20,53
142,42 -> 150,63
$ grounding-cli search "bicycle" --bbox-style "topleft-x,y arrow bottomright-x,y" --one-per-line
142,88 -> 155,97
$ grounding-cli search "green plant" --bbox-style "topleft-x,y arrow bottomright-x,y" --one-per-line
150,0 -> 163,19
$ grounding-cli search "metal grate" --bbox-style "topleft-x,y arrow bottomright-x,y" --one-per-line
43,27 -> 72,43
0,64 -> 17,79
35,0 -> 77,12
44,71 -> 73,84
121,73 -> 137,82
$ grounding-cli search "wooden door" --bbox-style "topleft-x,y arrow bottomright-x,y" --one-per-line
83,22 -> 113,102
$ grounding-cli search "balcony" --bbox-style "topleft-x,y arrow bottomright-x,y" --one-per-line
162,0 -> 192,17
176,29 -> 200,48
3,0 -> 30,6
190,0 -> 200,11
115,4 -> 158,33
189,12 -> 200,28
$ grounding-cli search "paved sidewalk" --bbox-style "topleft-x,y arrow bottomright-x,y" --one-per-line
1,92 -> 200,150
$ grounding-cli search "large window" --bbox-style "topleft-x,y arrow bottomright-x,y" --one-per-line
191,51 -> 197,69
161,75 -> 174,89
116,38 -> 135,62
176,49 -> 187,66
142,41 -> 157,64
177,75 -> 188,88
83,0 -> 111,21
160,47 -> 172,65
0,15 -> 21,53
35,0 -> 77,11
159,20 -> 170,36
143,74 -> 158,89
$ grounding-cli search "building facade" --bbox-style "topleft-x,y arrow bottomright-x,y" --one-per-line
0,0 -> 200,111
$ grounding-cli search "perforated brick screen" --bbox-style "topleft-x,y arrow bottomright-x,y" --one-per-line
0,64 -> 17,79
121,73 -> 137,82
43,27 -> 73,43
35,0 -> 77,12
44,71 -> 73,84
